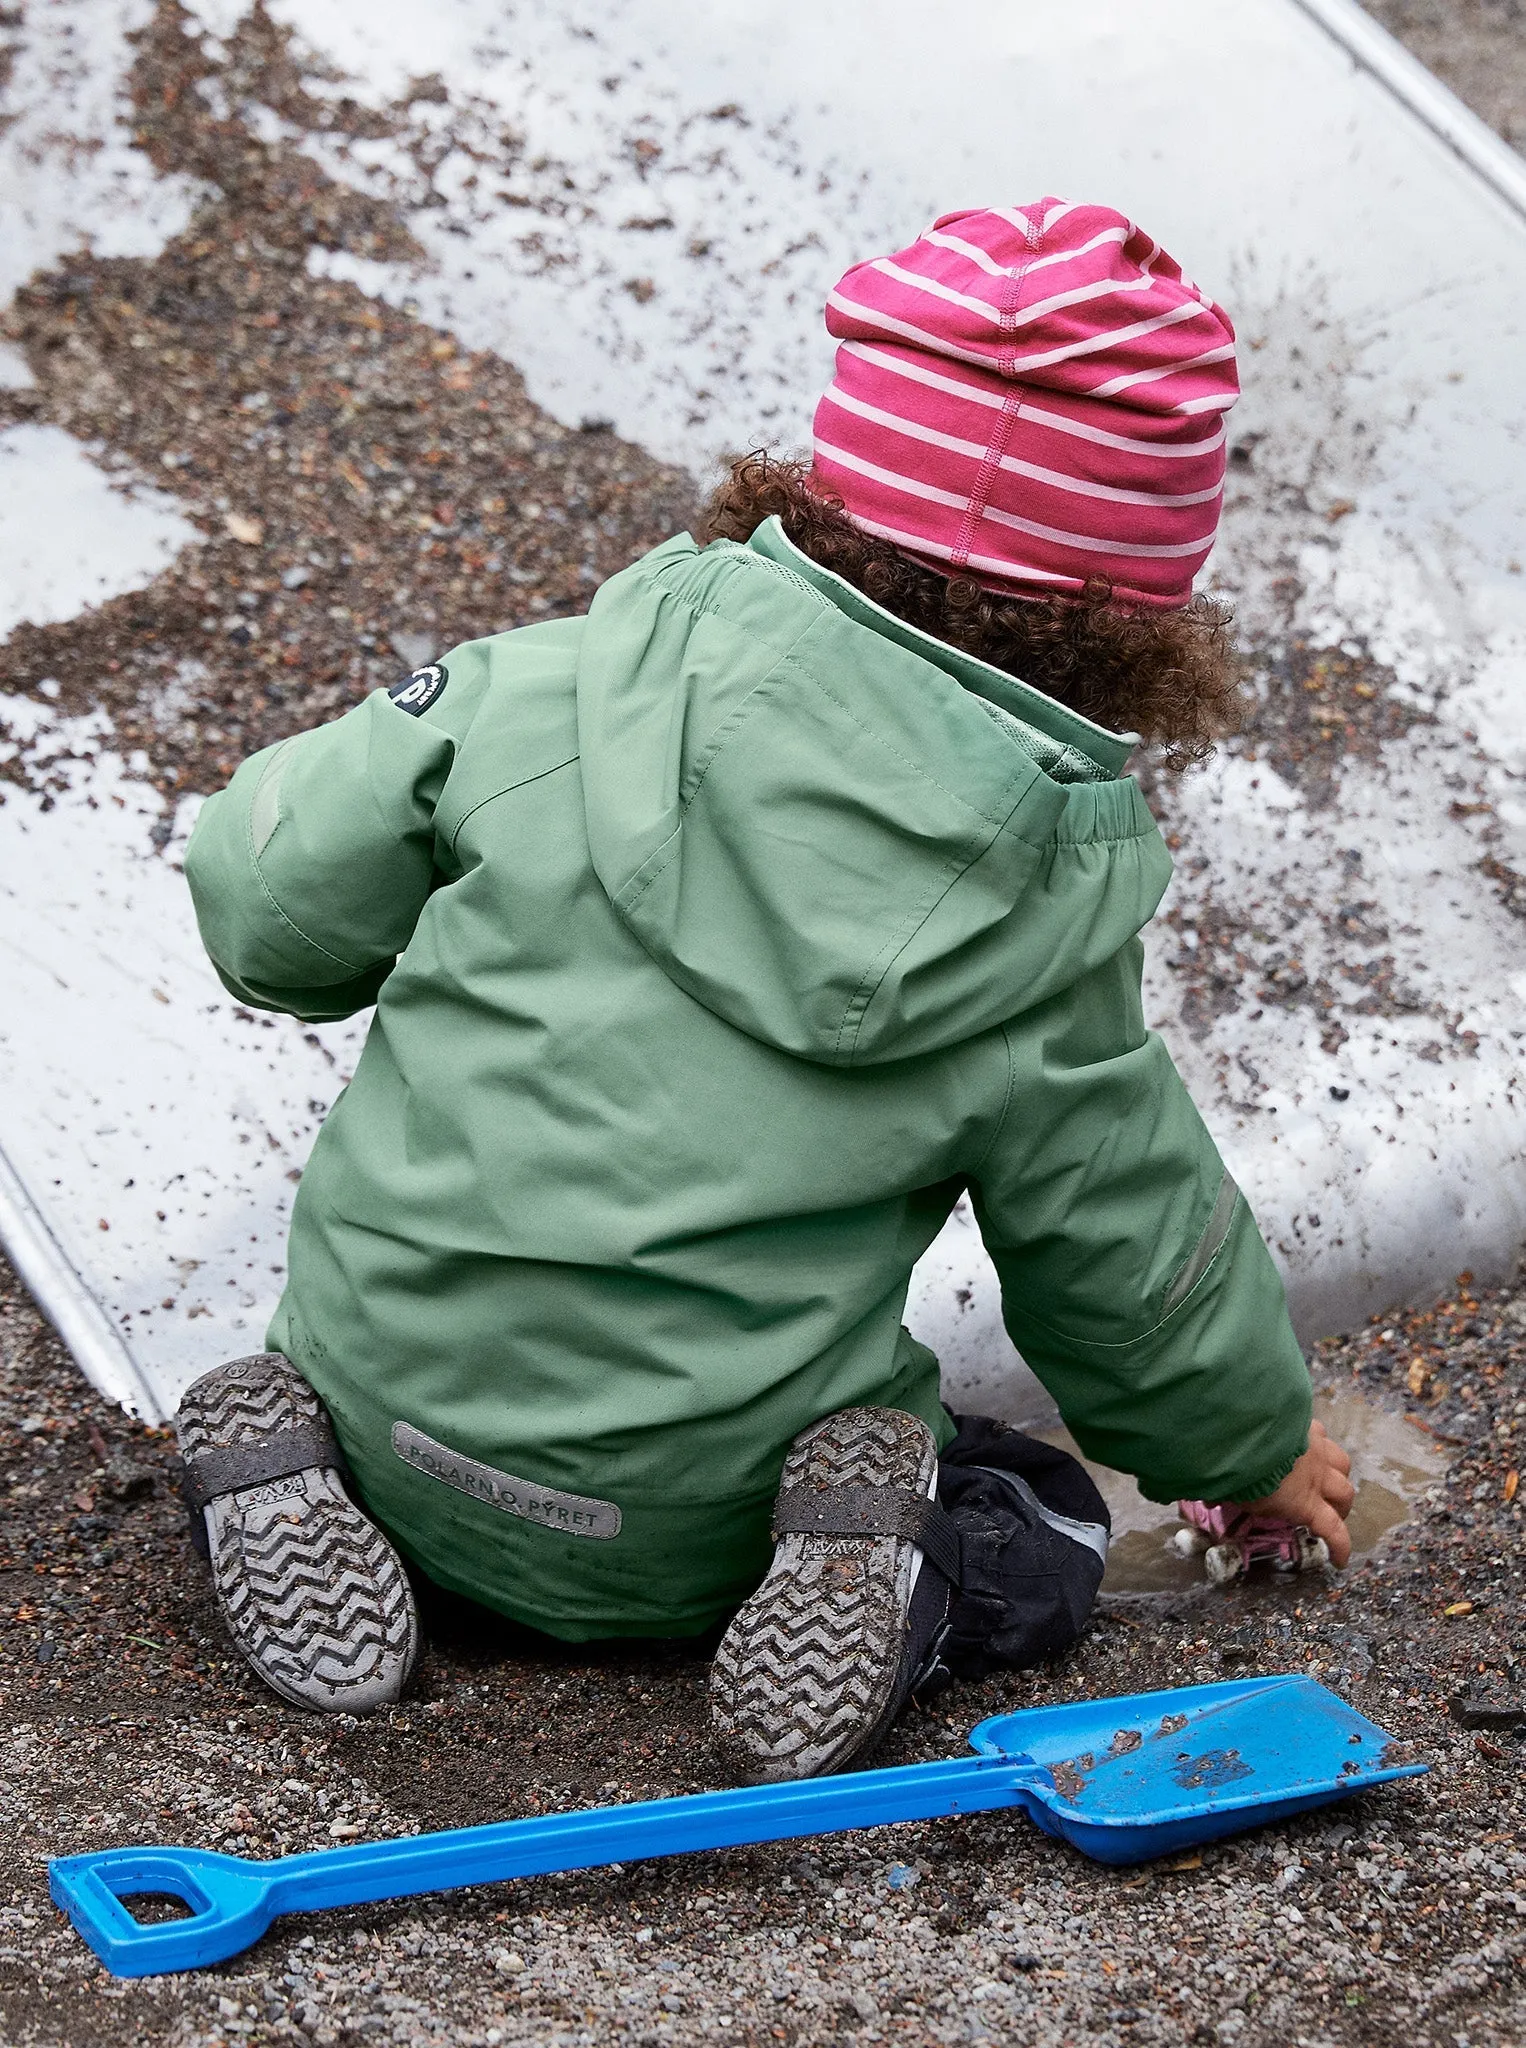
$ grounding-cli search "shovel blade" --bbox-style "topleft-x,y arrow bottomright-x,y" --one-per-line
969,1674 -> 1423,1864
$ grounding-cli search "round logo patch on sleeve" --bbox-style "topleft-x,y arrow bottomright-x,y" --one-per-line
388,662 -> 448,715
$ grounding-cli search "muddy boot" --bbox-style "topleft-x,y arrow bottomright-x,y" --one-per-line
176,1353 -> 418,1714
709,1407 -> 961,1781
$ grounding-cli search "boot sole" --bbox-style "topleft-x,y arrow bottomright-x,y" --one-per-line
176,1354 -> 418,1715
710,1406 -> 937,1781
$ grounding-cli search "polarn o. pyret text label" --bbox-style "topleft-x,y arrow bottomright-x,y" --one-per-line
390,1421 -> 622,1538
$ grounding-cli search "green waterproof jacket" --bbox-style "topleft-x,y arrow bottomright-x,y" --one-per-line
185,518 -> 1311,1639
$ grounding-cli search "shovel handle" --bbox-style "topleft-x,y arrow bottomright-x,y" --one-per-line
53,1753 -> 1033,1977
49,1845 -> 278,1977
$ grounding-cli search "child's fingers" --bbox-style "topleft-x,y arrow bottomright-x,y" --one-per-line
1306,1497 -> 1352,1568
1322,1464 -> 1357,1518
1309,1419 -> 1353,1476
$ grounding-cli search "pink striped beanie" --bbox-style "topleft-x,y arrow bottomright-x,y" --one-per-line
811,200 -> 1239,609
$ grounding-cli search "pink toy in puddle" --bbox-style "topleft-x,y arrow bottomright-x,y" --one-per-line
1171,1500 -> 1331,1585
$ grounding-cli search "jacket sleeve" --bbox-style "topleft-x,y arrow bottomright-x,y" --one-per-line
183,651 -> 489,1022
969,936 -> 1311,1505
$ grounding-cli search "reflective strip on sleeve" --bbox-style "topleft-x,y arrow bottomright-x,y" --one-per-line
1162,1169 -> 1240,1319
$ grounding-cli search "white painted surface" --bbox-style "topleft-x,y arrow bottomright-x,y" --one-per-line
1291,0 -> 1526,221
0,0 -> 205,305
1,0 -> 1524,1425
0,345 -> 35,392
0,427 -> 198,638
0,701 -> 363,1417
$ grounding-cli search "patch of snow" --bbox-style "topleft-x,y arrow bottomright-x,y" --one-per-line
0,0 -> 207,305
178,0 -> 250,51
0,343 -> 35,391
0,426 -> 198,640
1448,642 -> 1526,776
0,699 -> 364,1421
283,0 -> 922,484
1150,734 -> 1526,1332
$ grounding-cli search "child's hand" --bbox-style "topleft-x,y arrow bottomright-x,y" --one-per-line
1239,1421 -> 1356,1566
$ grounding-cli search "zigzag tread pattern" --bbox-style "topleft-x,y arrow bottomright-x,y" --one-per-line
712,1407 -> 936,1776
214,1492 -> 414,1685
177,1353 -> 326,1458
178,1354 -> 417,1711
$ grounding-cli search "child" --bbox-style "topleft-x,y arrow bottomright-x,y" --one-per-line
179,201 -> 1354,1779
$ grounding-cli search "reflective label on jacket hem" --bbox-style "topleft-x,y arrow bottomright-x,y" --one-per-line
391,1422 -> 622,1539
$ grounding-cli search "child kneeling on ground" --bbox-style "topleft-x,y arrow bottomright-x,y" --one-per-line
178,201 -> 1355,1779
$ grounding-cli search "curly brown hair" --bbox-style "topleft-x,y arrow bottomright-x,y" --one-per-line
700,453 -> 1243,769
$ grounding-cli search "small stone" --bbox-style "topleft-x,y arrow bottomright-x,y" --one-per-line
1449,1693 -> 1526,1731
391,630 -> 436,668
103,1452 -> 154,1502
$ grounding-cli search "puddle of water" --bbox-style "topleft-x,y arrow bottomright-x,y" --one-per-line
1036,1387 -> 1447,1595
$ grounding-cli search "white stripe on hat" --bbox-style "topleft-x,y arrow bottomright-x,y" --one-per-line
870,258 -> 1015,327
1089,340 -> 1239,399
816,439 -> 1218,557
842,510 -> 1078,588
820,385 -> 1226,507
828,285 -> 1209,382
1004,296 -> 1210,377
838,342 -> 1228,458
872,253 -> 1172,340
990,202 -> 1082,243
1175,389 -> 1242,416
980,497 -> 1220,558
813,437 -> 971,514
922,222 -> 1128,281
826,288 -> 1009,372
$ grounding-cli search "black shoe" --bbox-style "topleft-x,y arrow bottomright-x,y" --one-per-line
934,1411 -> 1110,1682
176,1353 -> 418,1714
709,1407 -> 963,1780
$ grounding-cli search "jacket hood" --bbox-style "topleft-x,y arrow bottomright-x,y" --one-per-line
575,522 -> 1172,1066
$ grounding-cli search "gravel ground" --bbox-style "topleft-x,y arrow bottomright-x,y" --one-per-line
1,3 -> 1524,2044
1,1259 -> 1522,2048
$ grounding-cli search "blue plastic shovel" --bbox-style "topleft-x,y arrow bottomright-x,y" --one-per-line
50,1674 -> 1421,1977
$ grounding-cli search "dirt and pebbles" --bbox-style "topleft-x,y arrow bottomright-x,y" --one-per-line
0,2 -> 696,805
1,2 -> 1524,2043
1,1253 -> 1522,2048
